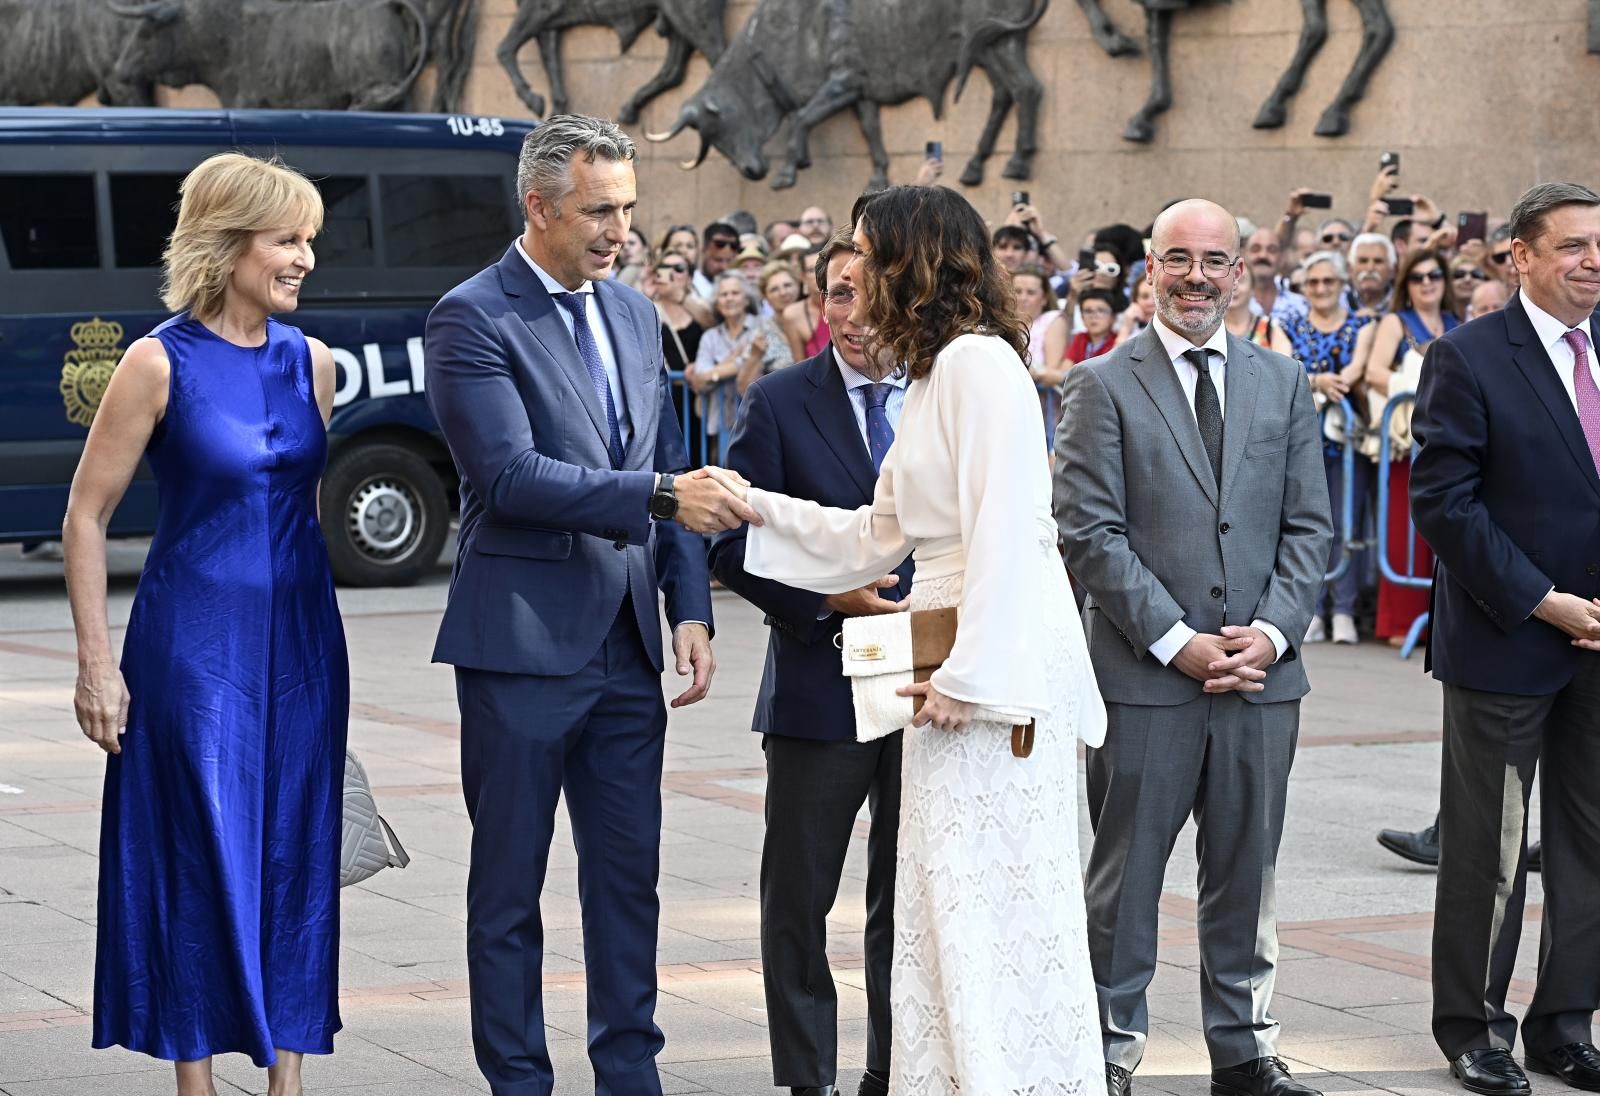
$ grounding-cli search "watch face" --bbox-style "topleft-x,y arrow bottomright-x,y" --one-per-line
650,493 -> 678,520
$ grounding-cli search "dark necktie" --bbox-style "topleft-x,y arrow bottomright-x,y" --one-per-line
1562,329 -> 1600,476
555,292 -> 625,468
1185,347 -> 1224,487
862,383 -> 895,472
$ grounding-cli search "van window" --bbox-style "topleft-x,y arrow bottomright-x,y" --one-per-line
0,174 -> 99,269
111,173 -> 185,267
315,176 -> 375,267
380,174 -> 511,267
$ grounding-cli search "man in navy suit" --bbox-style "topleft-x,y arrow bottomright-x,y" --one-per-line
1410,182 -> 1600,1096
423,115 -> 756,1096
708,230 -> 912,1096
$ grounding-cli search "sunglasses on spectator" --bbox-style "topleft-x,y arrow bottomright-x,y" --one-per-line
708,237 -> 739,250
657,262 -> 688,275
1452,268 -> 1488,282
1407,269 -> 1446,285
1321,232 -> 1353,244
1489,250 -> 1512,265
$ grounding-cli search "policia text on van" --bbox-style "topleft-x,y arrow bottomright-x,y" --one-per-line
0,107 -> 535,586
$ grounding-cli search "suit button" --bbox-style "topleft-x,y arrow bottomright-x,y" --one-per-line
1219,522 -> 1230,534
1210,586 -> 1223,599
613,541 -> 626,551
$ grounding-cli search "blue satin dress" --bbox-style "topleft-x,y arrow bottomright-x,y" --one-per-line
93,315 -> 348,1067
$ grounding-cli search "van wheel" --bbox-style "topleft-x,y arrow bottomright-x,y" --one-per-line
322,443 -> 449,587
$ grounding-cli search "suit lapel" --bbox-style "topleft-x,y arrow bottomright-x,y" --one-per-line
1129,326 -> 1219,506
594,280 -> 647,465
804,347 -> 878,498
497,246 -> 610,449
1219,334 -> 1260,506
1505,298 -> 1600,501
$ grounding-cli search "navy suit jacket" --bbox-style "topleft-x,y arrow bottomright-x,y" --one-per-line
1410,294 -> 1600,696
707,347 -> 914,741
424,244 -> 712,676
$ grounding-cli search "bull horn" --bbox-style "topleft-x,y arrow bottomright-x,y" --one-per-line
644,118 -> 686,143
680,132 -> 710,171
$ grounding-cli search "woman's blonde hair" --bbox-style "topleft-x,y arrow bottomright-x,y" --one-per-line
162,153 -> 324,320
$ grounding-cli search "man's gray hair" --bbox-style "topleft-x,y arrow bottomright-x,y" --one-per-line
1507,182 -> 1600,247
1301,249 -> 1349,282
1347,231 -> 1396,269
515,115 -> 636,217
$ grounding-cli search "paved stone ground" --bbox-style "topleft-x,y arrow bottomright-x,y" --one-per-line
0,541 -> 1576,1095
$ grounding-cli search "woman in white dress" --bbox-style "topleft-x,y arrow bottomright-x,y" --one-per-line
706,186 -> 1108,1094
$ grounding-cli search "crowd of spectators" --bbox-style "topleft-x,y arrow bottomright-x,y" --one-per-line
620,156 -> 1521,647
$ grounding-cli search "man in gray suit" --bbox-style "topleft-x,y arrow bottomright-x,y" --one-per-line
1054,199 -> 1333,1096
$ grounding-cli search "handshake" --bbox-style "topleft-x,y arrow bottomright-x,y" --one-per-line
669,466 -> 767,535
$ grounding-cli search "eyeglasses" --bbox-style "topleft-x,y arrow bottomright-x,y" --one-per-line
1489,250 -> 1512,265
1302,276 -> 1343,289
1152,252 -> 1237,279
824,287 -> 856,305
1407,269 -> 1446,284
657,262 -> 688,275
708,238 -> 738,251
1321,232 -> 1353,245
1452,268 -> 1489,282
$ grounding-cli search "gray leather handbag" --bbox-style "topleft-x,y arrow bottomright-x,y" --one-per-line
341,748 -> 410,887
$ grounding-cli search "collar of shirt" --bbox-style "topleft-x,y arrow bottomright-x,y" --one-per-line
1153,314 -> 1229,369
832,347 -> 909,393
1519,287 -> 1593,357
515,237 -> 593,297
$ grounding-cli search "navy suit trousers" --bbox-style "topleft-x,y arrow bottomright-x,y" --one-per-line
456,599 -> 668,1096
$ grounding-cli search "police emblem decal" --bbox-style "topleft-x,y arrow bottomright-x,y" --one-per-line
60,317 -> 127,428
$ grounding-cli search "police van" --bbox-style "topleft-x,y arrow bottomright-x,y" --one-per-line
0,107 -> 534,585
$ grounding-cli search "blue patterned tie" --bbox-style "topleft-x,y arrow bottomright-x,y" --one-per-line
555,292 -> 625,468
862,383 -> 895,472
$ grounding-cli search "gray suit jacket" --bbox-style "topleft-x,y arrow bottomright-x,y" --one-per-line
1053,324 -> 1332,706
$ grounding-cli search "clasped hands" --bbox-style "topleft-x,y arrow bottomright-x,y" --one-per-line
1173,626 -> 1276,693
671,466 -> 765,534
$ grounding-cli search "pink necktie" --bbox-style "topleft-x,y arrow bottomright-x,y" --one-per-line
1562,328 -> 1600,476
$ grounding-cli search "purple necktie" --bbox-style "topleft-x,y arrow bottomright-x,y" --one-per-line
1561,328 -> 1600,476
556,293 -> 625,468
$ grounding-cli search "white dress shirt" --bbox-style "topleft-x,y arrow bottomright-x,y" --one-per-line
516,238 -> 631,447
1145,316 -> 1290,667
1518,289 -> 1599,413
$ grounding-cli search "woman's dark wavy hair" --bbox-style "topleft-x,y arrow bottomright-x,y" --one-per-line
856,186 -> 1030,381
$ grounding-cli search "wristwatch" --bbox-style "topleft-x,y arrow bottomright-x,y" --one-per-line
648,473 -> 678,520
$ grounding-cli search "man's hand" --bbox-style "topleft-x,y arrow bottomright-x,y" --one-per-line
897,680 -> 978,731
1171,632 -> 1267,693
1208,626 -> 1276,692
1534,591 -> 1600,649
822,575 -> 908,617
673,467 -> 760,534
1362,198 -> 1391,232
1285,187 -> 1313,218
670,622 -> 714,708
1369,164 -> 1400,203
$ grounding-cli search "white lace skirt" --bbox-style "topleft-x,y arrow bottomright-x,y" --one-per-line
890,570 -> 1104,1095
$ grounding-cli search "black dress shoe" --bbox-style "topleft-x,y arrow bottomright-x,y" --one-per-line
1451,1048 -> 1531,1095
1527,841 -> 1542,874
790,1087 -> 835,1096
1377,821 -> 1439,866
1107,1062 -> 1133,1096
1527,1043 -> 1600,1091
1211,1056 -> 1322,1096
858,1069 -> 890,1096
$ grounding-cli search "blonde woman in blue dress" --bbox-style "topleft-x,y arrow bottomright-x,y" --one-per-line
703,185 -> 1107,1094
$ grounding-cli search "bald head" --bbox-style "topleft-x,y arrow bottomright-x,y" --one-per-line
1147,199 -> 1241,343
1151,199 -> 1238,254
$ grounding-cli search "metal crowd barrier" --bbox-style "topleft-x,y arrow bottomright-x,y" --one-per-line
666,371 -> 740,467
1321,397 -> 1361,586
1374,391 -> 1430,659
